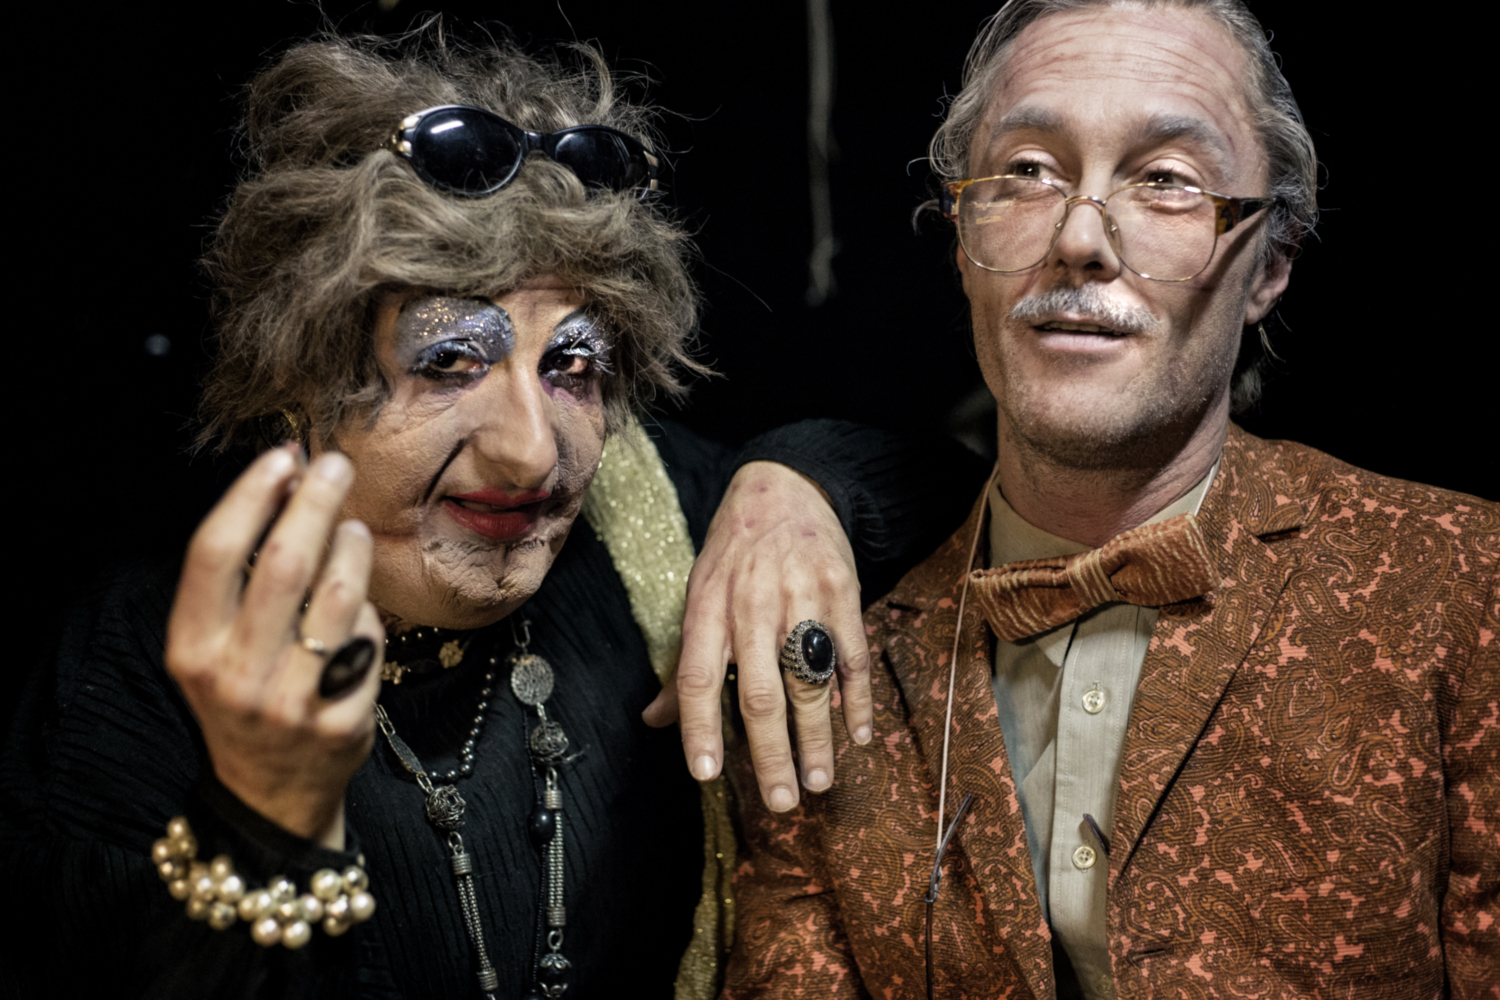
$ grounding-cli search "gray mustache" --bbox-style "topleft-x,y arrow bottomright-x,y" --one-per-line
1008,285 -> 1155,334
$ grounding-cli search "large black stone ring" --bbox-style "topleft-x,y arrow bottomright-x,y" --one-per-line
317,636 -> 377,700
780,620 -> 836,685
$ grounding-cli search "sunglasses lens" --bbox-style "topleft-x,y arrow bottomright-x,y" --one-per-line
550,130 -> 651,191
409,108 -> 522,195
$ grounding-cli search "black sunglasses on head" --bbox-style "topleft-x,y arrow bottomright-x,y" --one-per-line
387,105 -> 659,198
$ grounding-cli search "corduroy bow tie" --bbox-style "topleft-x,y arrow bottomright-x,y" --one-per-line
969,512 -> 1218,642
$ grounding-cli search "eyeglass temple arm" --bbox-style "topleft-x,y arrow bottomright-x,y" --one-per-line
924,791 -> 976,904
924,791 -> 976,1000
1214,195 -> 1281,236
938,180 -> 972,221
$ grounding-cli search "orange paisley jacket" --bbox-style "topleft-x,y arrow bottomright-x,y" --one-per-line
724,427 -> 1499,1000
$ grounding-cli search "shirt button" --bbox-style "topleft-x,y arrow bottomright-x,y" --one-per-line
1082,685 -> 1106,714
1072,844 -> 1097,870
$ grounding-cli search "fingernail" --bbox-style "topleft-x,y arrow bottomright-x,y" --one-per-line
264,447 -> 295,475
769,785 -> 797,812
854,726 -> 872,745
314,454 -> 352,484
804,769 -> 830,792
692,755 -> 718,782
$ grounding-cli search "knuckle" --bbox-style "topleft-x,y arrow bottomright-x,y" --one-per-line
841,649 -> 873,677
787,682 -> 830,709
315,577 -> 360,616
738,684 -> 786,719
675,666 -> 720,697
814,560 -> 854,591
256,540 -> 310,588
216,679 -> 265,718
750,745 -> 794,774
797,730 -> 835,756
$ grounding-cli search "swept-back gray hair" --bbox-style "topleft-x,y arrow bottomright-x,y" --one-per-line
200,26 -> 702,450
931,0 -> 1319,410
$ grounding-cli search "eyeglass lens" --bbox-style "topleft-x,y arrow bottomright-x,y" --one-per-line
547,130 -> 650,191
958,178 -> 1220,281
410,109 -> 524,195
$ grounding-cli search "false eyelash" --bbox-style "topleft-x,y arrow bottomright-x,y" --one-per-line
410,339 -> 489,378
557,339 -> 614,375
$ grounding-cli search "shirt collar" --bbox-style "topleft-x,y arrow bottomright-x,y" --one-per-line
987,456 -> 1222,570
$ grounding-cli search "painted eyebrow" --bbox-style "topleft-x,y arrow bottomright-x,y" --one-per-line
553,309 -> 590,332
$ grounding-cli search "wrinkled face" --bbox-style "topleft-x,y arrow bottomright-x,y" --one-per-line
961,6 -> 1289,468
321,277 -> 610,630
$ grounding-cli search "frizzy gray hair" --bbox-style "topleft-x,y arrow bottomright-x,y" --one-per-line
199,26 -> 703,450
930,0 -> 1319,411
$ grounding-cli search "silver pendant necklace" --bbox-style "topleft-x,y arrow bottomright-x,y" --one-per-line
375,618 -> 573,1000
510,618 -> 574,999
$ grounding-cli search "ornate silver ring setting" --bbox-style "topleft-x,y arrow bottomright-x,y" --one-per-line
780,620 -> 836,685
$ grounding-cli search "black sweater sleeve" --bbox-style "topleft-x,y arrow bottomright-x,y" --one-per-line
0,561 -> 378,1000
655,418 -> 990,605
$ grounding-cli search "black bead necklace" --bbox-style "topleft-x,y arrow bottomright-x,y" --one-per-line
377,619 -> 575,1000
375,628 -> 503,998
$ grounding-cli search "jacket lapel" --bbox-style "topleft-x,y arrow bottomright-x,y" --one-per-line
881,491 -> 1055,1000
1111,427 -> 1310,874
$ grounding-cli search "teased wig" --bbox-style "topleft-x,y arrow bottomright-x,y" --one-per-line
199,26 -> 701,450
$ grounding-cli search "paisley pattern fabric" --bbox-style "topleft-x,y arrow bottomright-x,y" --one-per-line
724,426 -> 1499,1000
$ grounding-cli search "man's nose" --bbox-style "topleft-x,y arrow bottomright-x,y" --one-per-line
465,369 -> 558,489
1049,195 -> 1123,277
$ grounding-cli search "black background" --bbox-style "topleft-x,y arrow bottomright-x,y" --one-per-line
18,1 -> 1493,684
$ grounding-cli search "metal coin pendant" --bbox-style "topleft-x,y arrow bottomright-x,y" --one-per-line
509,652 -> 556,707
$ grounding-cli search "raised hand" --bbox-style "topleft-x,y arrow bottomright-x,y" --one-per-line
647,461 -> 872,812
165,446 -> 384,848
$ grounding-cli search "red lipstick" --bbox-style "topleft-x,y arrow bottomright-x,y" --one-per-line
443,488 -> 551,540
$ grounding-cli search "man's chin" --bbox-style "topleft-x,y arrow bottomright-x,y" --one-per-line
1002,390 -> 1195,473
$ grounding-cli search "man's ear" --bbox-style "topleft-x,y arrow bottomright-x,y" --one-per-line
1244,249 -> 1292,326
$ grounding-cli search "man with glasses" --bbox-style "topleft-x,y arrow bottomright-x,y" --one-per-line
721,1 -> 1498,997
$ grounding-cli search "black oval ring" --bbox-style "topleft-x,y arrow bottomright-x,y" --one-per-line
779,620 -> 836,685
318,636 -> 377,700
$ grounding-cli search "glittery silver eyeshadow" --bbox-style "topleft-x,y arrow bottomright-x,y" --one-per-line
546,313 -> 613,375
393,297 -> 515,375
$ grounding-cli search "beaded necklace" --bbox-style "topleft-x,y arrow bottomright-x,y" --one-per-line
376,618 -> 573,999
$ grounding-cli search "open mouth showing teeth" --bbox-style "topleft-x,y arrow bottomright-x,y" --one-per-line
1036,321 -> 1125,336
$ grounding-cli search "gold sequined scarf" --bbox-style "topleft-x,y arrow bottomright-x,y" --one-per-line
580,417 -> 736,1000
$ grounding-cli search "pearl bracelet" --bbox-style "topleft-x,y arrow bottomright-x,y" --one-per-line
152,816 -> 376,948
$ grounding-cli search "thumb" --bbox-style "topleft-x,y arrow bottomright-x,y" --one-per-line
642,681 -> 681,728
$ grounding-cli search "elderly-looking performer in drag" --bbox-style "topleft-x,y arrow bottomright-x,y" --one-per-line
0,28 -> 979,1000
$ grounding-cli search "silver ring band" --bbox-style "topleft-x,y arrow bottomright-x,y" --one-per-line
300,635 -> 329,657
780,620 -> 836,685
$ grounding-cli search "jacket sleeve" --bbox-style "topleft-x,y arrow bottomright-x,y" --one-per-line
1440,569 -> 1500,999
0,562 -> 382,1000
720,738 -> 869,1000
655,417 -> 990,604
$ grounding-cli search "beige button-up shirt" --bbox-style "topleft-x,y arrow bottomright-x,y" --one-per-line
988,462 -> 1217,999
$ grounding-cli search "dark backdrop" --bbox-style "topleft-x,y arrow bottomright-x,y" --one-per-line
18,1 -> 1492,687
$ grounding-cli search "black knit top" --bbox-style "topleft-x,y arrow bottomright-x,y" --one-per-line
1,420 -> 988,998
